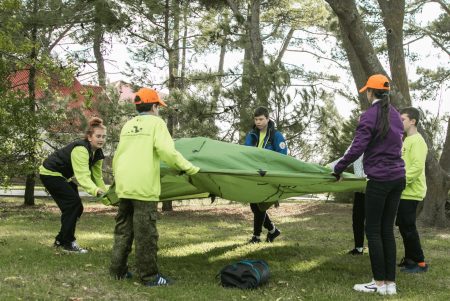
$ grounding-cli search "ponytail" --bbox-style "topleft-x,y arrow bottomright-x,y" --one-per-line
372,89 -> 390,140
85,117 -> 106,139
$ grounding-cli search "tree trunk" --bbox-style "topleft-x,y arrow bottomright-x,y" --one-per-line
162,0 -> 181,212
93,0 -> 106,87
171,0 -> 180,84
418,120 -> 450,227
249,0 -> 269,107
24,0 -> 38,206
227,0 -> 267,140
239,38 -> 253,143
338,23 -> 369,109
212,26 -> 227,105
378,0 -> 410,108
24,173 -> 36,206
439,119 -> 450,173
93,23 -> 106,87
179,0 -> 188,90
325,0 -> 385,75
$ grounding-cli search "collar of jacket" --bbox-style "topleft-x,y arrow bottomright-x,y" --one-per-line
251,119 -> 275,135
250,120 -> 275,148
81,139 -> 105,164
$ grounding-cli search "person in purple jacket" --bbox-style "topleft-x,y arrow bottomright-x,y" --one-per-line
333,74 -> 405,296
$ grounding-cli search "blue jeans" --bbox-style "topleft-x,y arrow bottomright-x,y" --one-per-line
365,178 -> 405,281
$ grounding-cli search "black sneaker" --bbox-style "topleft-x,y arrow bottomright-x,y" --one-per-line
53,240 -> 62,248
348,248 -> 364,255
62,241 -> 88,254
143,274 -> 172,287
266,229 -> 281,242
397,257 -> 415,268
401,263 -> 429,273
248,236 -> 261,244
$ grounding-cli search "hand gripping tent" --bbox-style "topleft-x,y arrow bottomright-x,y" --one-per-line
158,137 -> 366,203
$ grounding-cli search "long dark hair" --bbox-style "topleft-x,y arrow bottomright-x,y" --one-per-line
370,88 -> 390,140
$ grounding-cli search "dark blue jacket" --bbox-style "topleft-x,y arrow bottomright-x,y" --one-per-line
244,120 -> 287,155
334,101 -> 405,181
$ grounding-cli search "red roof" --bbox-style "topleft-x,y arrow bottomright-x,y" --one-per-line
8,69 -> 108,111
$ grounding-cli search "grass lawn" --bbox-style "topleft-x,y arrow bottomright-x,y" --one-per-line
0,198 -> 449,301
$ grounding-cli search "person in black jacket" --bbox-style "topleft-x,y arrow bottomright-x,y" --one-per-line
244,107 -> 287,243
39,117 -> 107,253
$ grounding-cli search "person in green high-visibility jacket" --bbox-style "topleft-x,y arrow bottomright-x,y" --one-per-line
109,88 -> 200,287
396,107 -> 429,273
39,117 -> 107,254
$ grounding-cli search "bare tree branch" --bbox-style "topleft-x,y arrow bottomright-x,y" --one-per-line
262,23 -> 280,41
275,28 -> 295,65
432,0 -> 450,15
125,27 -> 168,50
408,23 -> 450,56
286,49 -> 347,69
226,0 -> 244,22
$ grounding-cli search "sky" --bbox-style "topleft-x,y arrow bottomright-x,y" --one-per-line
73,2 -> 448,120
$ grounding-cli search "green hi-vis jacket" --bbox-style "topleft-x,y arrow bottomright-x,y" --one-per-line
401,133 -> 428,201
112,114 -> 199,201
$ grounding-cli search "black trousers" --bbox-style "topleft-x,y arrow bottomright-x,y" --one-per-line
365,178 -> 405,282
40,175 -> 83,245
250,203 -> 274,236
396,199 -> 425,263
352,192 -> 366,248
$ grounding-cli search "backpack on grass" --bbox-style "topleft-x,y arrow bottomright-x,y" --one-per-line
218,259 -> 270,289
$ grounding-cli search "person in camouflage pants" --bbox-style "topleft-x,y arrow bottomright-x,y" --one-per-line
109,88 -> 199,287
110,200 -> 159,281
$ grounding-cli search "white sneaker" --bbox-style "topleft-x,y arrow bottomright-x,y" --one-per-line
385,282 -> 397,295
353,280 -> 386,295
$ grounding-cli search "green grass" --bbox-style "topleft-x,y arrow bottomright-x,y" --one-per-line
1,198 -> 449,301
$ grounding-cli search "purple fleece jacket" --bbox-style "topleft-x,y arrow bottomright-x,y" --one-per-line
334,101 -> 405,181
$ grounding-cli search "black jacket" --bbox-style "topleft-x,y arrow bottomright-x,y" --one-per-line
43,139 -> 104,179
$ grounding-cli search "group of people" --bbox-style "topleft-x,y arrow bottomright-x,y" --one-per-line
40,88 -> 199,286
39,74 -> 429,294
331,74 -> 429,295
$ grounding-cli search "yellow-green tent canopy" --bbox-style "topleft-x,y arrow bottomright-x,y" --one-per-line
158,137 -> 365,203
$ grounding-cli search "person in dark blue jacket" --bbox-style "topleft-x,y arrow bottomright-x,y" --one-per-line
244,107 -> 287,243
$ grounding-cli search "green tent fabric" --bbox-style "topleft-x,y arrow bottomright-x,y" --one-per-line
157,137 -> 366,203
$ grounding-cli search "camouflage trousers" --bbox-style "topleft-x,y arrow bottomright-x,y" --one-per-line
109,199 -> 159,282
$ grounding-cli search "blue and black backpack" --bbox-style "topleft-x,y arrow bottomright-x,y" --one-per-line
218,259 -> 270,289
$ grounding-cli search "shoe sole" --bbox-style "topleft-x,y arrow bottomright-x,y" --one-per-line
61,249 -> 88,254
